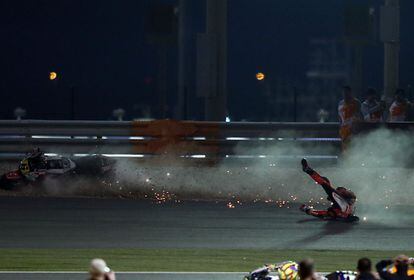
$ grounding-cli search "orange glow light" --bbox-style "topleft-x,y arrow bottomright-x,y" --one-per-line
49,72 -> 57,80
256,72 -> 265,81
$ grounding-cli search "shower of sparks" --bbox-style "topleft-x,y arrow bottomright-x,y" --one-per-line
227,202 -> 235,209
102,164 -> 406,212
153,190 -> 175,204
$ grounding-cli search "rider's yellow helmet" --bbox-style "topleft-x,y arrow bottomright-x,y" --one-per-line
19,159 -> 30,175
278,261 -> 299,280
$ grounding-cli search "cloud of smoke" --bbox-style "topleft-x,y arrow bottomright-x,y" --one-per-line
112,128 -> 414,223
333,129 -> 414,224
113,135 -> 336,204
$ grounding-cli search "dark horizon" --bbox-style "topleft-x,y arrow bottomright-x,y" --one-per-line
1,0 -> 413,121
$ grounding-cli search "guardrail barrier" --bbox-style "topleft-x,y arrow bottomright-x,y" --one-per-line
0,120 -> 413,165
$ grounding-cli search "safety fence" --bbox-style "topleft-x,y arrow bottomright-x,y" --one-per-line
0,120 -> 413,165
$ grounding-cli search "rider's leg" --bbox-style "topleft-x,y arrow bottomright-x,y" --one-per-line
302,161 -> 337,204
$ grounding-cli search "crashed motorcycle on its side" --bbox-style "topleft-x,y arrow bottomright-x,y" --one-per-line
0,150 -> 115,190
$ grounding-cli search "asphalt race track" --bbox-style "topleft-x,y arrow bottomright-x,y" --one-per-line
1,196 -> 413,279
0,196 -> 413,250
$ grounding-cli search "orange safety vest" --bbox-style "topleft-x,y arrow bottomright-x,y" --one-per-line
369,110 -> 383,122
338,98 -> 360,126
389,101 -> 408,122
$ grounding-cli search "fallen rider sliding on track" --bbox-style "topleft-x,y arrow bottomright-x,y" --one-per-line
300,158 -> 358,222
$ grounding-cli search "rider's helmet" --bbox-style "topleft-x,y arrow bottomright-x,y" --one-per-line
388,255 -> 414,276
336,187 -> 356,204
19,158 -> 31,175
278,261 -> 299,280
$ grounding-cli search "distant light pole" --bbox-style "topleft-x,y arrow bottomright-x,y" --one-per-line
293,86 -> 298,122
381,0 -> 400,102
204,0 -> 228,121
177,0 -> 188,120
70,85 -> 76,120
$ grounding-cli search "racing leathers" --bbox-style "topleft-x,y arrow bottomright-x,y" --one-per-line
249,265 -> 274,280
27,149 -> 47,170
376,259 -> 414,280
389,100 -> 411,122
19,149 -> 47,181
249,262 -> 293,280
301,159 -> 356,219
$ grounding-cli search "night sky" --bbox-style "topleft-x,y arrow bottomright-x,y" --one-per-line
1,0 -> 413,120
